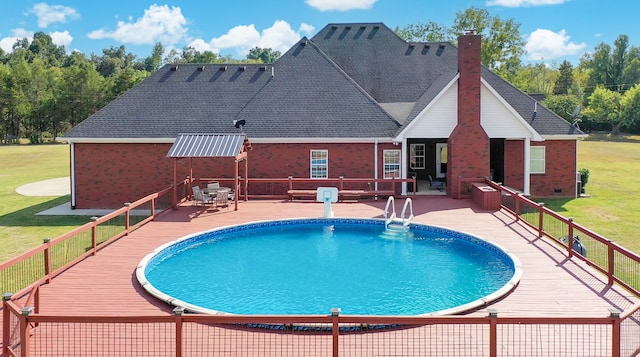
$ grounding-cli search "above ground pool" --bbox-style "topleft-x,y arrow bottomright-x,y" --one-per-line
137,218 -> 522,316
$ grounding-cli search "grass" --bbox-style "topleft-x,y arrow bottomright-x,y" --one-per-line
1,136 -> 639,263
540,133 -> 640,254
0,145 -> 89,262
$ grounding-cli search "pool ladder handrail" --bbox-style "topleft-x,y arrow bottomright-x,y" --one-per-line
384,196 -> 413,228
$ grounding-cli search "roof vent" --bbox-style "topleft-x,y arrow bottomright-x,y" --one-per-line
198,65 -> 205,71
170,65 -> 178,71
239,66 -> 246,71
220,65 -> 227,71
439,44 -> 446,49
260,65 -> 267,71
301,40 -> 307,46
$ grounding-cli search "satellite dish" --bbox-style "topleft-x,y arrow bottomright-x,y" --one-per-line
233,119 -> 246,129
567,105 -> 582,129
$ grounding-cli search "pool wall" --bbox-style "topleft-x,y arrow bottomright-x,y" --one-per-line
136,218 -> 523,316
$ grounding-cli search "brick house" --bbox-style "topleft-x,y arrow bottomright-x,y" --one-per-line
63,23 -> 585,209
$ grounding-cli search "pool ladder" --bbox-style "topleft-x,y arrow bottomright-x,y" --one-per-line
384,196 -> 414,230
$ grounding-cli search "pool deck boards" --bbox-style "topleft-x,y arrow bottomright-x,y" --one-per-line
4,196 -> 639,355
30,197 -> 637,318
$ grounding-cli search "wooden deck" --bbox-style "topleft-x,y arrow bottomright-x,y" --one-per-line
33,196 -> 637,318
4,197 -> 639,356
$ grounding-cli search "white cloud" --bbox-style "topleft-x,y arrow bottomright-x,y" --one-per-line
525,29 -> 587,61
87,4 -> 188,45
299,23 -> 315,35
306,0 -> 377,11
30,3 -> 80,28
189,20 -> 309,57
49,30 -> 73,49
486,0 -> 567,6
0,28 -> 34,53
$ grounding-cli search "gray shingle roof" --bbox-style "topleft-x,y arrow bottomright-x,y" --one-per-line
63,22 -> 583,141
311,23 -> 458,103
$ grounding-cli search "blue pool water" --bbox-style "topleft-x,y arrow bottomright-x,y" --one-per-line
138,218 -> 521,316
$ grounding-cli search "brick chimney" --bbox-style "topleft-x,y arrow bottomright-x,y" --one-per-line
448,30 -> 490,198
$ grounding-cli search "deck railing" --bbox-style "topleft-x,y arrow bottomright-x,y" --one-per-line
0,183 -> 183,299
2,177 -> 640,356
193,176 -> 417,199
4,297 -> 640,357
490,181 -> 640,296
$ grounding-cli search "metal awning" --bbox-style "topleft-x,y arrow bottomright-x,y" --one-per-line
167,133 -> 247,158
167,133 -> 250,211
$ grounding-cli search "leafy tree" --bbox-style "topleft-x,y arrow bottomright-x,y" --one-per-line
394,22 -> 449,42
580,35 -> 640,96
619,84 -> 640,132
395,6 -> 525,73
508,63 -> 557,95
246,47 -> 281,63
451,7 -> 525,73
542,94 -> 582,123
553,60 -> 574,95
583,86 -> 622,135
28,32 -> 66,67
144,42 -> 164,72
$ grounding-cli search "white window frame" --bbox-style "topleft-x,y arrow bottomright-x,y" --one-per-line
383,150 -> 401,179
530,146 -> 546,174
410,144 -> 425,170
310,150 -> 328,179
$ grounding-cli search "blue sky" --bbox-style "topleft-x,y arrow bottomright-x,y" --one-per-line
0,0 -> 636,65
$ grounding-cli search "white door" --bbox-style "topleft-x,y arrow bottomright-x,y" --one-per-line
435,143 -> 447,178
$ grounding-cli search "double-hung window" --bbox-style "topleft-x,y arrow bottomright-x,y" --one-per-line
310,150 -> 328,179
530,146 -> 545,174
410,144 -> 425,170
383,150 -> 401,178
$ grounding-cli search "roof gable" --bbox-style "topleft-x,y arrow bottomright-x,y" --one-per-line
233,38 -> 400,138
311,23 -> 458,103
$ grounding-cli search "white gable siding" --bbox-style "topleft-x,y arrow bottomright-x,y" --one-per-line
397,81 -> 539,141
404,83 -> 458,138
481,85 -> 533,139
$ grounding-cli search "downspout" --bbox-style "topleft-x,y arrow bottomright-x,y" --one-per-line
374,140 -> 379,192
524,137 -> 531,195
70,142 -> 76,209
401,137 -> 407,195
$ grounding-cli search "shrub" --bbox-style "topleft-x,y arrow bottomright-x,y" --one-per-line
579,168 -> 590,190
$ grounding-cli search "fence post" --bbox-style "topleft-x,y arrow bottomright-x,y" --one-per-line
538,202 -> 545,238
288,176 -> 293,191
331,308 -> 340,357
124,202 -> 131,235
609,309 -> 621,357
20,306 -> 34,357
91,216 -> 98,255
567,218 -> 574,258
515,194 -> 521,221
43,238 -> 52,283
174,307 -> 185,357
2,293 -> 12,357
608,243 -> 615,285
488,309 -> 498,357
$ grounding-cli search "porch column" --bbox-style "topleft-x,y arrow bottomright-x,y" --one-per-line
524,137 -> 531,196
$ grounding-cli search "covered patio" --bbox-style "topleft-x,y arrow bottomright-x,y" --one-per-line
167,133 -> 251,211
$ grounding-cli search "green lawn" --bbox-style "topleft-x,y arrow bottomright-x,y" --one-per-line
540,134 -> 640,254
0,145 -> 89,262
1,137 -> 639,263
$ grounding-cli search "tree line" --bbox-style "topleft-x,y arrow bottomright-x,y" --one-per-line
1,6 -> 639,144
0,35 -> 280,144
